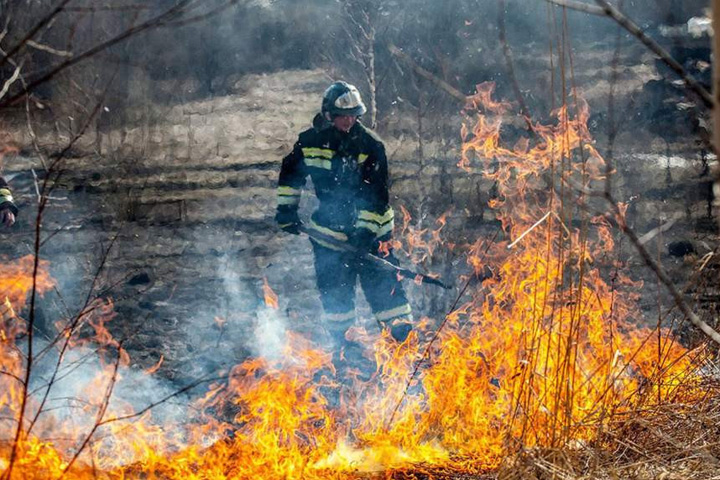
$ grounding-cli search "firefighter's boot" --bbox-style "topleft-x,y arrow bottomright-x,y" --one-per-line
381,317 -> 413,343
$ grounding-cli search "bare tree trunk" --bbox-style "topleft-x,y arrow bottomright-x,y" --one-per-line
713,0 -> 720,229
367,31 -> 377,129
342,0 -> 378,128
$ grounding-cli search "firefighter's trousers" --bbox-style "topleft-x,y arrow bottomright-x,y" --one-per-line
311,240 -> 412,344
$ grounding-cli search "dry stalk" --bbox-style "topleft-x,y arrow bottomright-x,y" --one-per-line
637,212 -> 684,246
545,0 -> 605,15
388,44 -> 467,103
507,211 -> 552,249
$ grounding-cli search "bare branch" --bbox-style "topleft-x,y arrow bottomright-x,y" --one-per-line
499,0 -> 536,133
96,375 -> 216,427
388,43 -> 467,103
637,212 -> 684,245
0,370 -> 25,385
545,0 -> 605,15
0,64 -> 21,100
26,40 -> 72,57
0,16 -> 10,44
544,0 -> 712,108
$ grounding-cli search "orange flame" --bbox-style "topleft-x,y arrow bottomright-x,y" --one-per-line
0,254 -> 55,310
392,205 -> 451,266
262,277 -> 279,309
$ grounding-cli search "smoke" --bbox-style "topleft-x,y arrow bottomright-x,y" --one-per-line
253,306 -> 289,360
214,251 -> 289,361
20,336 -> 189,443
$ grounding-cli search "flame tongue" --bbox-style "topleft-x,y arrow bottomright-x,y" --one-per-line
263,277 -> 279,309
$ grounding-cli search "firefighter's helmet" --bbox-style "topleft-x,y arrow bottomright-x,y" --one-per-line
321,81 -> 366,119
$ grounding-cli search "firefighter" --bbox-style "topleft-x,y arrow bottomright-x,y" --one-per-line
0,176 -> 17,228
275,81 -> 413,359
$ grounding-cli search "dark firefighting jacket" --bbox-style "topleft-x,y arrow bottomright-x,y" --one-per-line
0,176 -> 18,215
276,114 -> 394,250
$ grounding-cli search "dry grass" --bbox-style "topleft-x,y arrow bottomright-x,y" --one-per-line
497,379 -> 720,480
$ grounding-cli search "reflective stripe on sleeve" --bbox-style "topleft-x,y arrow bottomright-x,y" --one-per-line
374,303 -> 412,323
310,237 -> 344,251
356,219 -> 380,234
358,208 -> 394,226
278,186 -> 302,197
0,188 -> 13,204
356,207 -> 394,236
375,220 -> 394,237
358,153 -> 369,164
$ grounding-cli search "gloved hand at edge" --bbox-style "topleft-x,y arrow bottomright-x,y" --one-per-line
349,229 -> 376,253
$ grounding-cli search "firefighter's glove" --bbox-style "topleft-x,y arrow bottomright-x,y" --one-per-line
276,211 -> 302,235
0,207 -> 15,228
349,229 -> 376,253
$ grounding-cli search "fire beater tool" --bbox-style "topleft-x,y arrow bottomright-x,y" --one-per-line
297,224 -> 453,290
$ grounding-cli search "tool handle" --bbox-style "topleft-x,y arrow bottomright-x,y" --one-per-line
297,225 -> 452,289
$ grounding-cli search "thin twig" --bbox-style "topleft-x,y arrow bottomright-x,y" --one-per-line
0,64 -> 21,100
0,0 -> 73,70
0,0 -> 199,108
545,0 -> 605,15
508,211 -> 552,249
388,43 -> 467,103
59,343 -> 124,478
637,212 -> 684,245
499,0 -> 536,133
96,375 -> 217,427
25,40 -> 72,57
